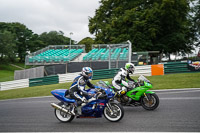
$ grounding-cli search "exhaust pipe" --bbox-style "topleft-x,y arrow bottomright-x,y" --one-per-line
51,103 -> 72,115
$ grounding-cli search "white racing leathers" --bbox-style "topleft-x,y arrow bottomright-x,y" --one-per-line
112,68 -> 135,93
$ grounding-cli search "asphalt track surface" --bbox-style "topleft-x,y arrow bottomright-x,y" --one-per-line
0,88 -> 200,132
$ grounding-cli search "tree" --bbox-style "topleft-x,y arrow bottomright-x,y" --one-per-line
12,23 -> 35,62
0,22 -> 37,62
39,31 -> 74,46
0,22 -> 78,63
192,0 -> 200,46
78,37 -> 95,52
0,31 -> 16,62
89,0 -> 195,58
27,33 -> 45,53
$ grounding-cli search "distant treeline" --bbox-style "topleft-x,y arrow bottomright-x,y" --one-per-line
88,0 -> 200,60
0,0 -> 200,62
0,22 -> 76,62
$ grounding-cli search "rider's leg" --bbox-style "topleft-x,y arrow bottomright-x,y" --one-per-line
112,81 -> 125,94
112,81 -> 121,90
121,86 -> 127,91
70,92 -> 86,115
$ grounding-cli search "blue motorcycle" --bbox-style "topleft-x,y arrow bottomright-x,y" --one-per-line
50,81 -> 124,122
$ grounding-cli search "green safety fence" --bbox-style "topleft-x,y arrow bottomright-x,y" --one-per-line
92,68 -> 119,80
163,62 -> 190,74
28,69 -> 119,87
25,62 -> 200,87
29,75 -> 59,87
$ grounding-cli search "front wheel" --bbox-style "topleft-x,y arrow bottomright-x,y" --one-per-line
141,93 -> 159,110
54,102 -> 74,123
104,103 -> 124,122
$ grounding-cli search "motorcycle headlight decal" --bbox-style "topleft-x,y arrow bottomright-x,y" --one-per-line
121,90 -> 126,95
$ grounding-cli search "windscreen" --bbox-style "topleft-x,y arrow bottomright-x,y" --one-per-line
96,80 -> 110,88
138,75 -> 150,83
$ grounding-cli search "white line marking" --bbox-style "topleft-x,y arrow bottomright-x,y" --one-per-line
0,88 -> 200,102
157,90 -> 200,94
160,97 -> 200,100
152,88 -> 200,91
0,96 -> 53,102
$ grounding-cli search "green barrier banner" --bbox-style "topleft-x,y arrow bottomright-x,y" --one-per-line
29,75 -> 59,87
164,62 -> 190,74
93,68 -> 119,80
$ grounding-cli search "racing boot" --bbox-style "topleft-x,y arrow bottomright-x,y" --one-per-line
70,104 -> 76,115
77,106 -> 82,115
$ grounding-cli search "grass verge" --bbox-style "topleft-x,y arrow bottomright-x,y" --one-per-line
0,64 -> 20,82
0,73 -> 200,100
0,63 -> 33,82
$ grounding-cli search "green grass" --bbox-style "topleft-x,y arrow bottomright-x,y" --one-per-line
0,64 -> 21,82
0,63 -> 33,82
146,72 -> 200,89
0,70 -> 15,81
0,73 -> 200,100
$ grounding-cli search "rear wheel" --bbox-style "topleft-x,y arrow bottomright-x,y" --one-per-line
104,103 -> 124,122
141,93 -> 159,110
54,102 -> 74,123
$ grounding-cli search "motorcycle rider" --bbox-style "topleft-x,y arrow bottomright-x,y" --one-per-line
112,63 -> 135,94
69,67 -> 95,115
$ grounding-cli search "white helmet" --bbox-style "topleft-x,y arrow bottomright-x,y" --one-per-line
82,67 -> 93,79
125,63 -> 135,74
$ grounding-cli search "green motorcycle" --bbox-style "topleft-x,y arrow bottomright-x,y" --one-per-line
99,75 -> 159,110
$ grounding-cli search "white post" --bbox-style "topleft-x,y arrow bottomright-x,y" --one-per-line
69,32 -> 73,62
127,40 -> 132,63
107,45 -> 111,69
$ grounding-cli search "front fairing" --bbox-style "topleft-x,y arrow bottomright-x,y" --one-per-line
144,81 -> 153,88
97,86 -> 115,99
126,81 -> 153,101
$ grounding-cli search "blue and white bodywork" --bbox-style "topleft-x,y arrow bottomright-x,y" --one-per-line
51,81 -> 124,122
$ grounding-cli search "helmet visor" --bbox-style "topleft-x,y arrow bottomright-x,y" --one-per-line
87,72 -> 93,79
129,67 -> 135,73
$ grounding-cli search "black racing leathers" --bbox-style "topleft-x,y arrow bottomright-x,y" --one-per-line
69,74 -> 95,106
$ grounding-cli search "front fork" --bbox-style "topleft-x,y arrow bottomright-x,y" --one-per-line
106,98 -> 120,115
106,99 -> 115,115
144,92 -> 153,101
106,103 -> 114,115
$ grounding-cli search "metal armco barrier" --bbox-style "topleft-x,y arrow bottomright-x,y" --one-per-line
58,72 -> 79,83
131,65 -> 152,76
0,79 -> 29,91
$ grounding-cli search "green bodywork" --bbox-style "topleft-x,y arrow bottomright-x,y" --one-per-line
126,81 -> 154,101
105,80 -> 155,101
